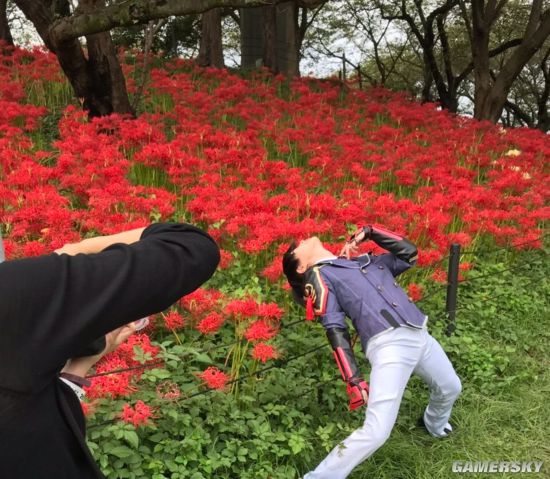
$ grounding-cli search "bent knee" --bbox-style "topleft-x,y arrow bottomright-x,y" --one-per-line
356,424 -> 392,450
445,375 -> 462,399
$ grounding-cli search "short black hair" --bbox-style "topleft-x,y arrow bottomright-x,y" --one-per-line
282,242 -> 306,306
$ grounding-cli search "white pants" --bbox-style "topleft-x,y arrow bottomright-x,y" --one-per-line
304,327 -> 462,479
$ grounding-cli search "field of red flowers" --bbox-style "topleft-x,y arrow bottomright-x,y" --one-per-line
0,45 -> 548,478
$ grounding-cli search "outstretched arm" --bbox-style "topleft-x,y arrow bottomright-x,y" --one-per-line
313,274 -> 369,411
54,228 -> 146,256
326,327 -> 369,411
0,222 -> 220,394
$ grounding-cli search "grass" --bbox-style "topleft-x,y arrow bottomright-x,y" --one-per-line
349,369 -> 549,479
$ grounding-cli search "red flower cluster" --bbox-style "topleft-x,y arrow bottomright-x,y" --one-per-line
199,366 -> 230,390
85,334 -> 159,399
180,288 -> 224,317
85,357 -> 135,399
407,283 -> 424,302
120,400 -> 154,427
1,46 -> 547,407
224,298 -> 259,319
163,310 -> 185,330
197,311 -> 225,334
252,342 -> 278,363
244,320 -> 278,342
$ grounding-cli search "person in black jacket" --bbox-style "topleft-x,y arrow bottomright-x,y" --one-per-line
0,223 -> 220,479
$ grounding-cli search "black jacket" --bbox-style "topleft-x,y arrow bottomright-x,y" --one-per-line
0,223 -> 220,478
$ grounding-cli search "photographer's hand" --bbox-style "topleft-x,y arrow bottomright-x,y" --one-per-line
61,322 -> 138,377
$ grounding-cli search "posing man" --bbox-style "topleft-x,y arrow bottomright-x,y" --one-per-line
0,223 -> 219,478
283,225 -> 461,479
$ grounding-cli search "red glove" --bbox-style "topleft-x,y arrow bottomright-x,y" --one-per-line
346,378 -> 369,411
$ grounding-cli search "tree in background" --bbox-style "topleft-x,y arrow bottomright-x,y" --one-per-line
502,45 -> 549,131
0,0 -> 14,47
302,0 -> 549,130
375,0 -> 466,112
197,8 -> 224,68
461,0 -> 550,123
11,0 -> 322,116
4,0 -> 549,128
241,1 -> 324,76
110,15 -> 201,59
14,0 -> 134,117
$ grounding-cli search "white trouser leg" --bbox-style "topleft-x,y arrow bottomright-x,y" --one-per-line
304,328 -> 426,479
413,333 -> 462,437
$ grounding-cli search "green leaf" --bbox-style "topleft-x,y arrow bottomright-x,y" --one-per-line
109,445 -> 135,459
123,430 -> 140,449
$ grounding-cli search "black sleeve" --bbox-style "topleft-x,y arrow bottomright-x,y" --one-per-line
0,223 -> 219,394
368,225 -> 418,265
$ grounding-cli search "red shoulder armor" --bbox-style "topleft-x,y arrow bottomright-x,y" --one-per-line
303,265 -> 329,316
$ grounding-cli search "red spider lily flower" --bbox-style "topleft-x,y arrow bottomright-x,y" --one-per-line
256,303 -> 284,321
407,283 -> 424,302
85,357 -> 136,399
261,259 -> 283,282
115,333 -> 160,366
120,400 -> 154,427
156,381 -> 181,400
197,312 -> 225,334
199,367 -> 230,390
447,232 -> 473,248
459,262 -> 472,271
180,288 -> 224,316
223,298 -> 259,319
22,240 -> 46,257
218,249 -> 233,269
251,342 -> 278,363
244,320 -> 278,342
163,310 -> 185,330
0,239 -> 17,259
431,269 -> 447,284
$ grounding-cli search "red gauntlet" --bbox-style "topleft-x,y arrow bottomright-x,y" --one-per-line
346,377 -> 369,410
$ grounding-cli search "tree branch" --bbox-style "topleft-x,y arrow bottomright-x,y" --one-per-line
503,99 -> 533,127
50,0 -> 324,44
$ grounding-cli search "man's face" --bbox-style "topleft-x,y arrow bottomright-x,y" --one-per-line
292,236 -> 323,273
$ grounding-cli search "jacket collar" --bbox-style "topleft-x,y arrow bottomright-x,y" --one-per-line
315,254 -> 372,269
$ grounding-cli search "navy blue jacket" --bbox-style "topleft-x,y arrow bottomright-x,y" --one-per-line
305,226 -> 426,352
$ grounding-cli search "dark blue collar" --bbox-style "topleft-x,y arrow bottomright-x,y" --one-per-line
315,255 -> 372,269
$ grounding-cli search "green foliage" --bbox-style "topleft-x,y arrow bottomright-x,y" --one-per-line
111,16 -> 201,58
86,244 -> 549,478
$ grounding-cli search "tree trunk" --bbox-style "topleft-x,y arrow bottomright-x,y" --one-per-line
197,7 -> 224,68
421,50 -> 433,103
470,0 -> 550,122
263,5 -> 277,73
276,1 -> 300,77
0,0 -> 14,47
14,0 -> 133,117
81,0 -> 134,116
536,49 -> 549,132
471,1 -> 492,120
85,32 -> 134,115
241,2 -> 300,77
240,6 -> 264,68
